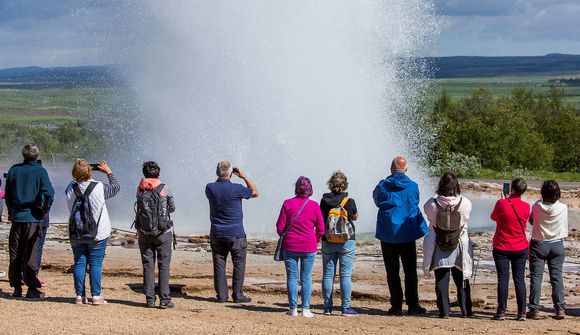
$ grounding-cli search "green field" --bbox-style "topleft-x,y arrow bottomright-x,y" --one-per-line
434,73 -> 580,110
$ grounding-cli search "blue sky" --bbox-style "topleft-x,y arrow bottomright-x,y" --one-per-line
0,0 -> 579,68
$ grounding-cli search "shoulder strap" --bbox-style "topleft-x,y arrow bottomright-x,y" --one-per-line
72,183 -> 83,198
281,199 -> 310,237
433,198 -> 444,210
154,183 -> 165,193
452,197 -> 463,213
83,182 -> 98,197
339,196 -> 350,208
507,198 -> 526,236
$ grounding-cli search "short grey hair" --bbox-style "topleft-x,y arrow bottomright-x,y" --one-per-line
22,144 -> 39,161
216,160 -> 233,178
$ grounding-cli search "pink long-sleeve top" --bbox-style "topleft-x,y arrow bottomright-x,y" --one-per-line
276,197 -> 325,253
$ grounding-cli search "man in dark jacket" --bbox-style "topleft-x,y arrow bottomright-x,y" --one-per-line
5,144 -> 54,298
373,156 -> 428,316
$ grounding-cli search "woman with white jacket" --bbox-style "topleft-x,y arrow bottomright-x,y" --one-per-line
423,172 -> 474,318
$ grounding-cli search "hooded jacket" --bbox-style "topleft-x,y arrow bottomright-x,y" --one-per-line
529,200 -> 568,241
373,172 -> 428,243
136,178 -> 176,219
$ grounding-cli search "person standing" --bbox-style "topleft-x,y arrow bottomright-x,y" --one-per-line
276,176 -> 325,317
319,171 -> 358,316
373,156 -> 428,315
65,159 -> 120,305
423,172 -> 474,318
135,161 -> 176,309
5,144 -> 54,298
527,180 -> 568,320
205,161 -> 258,303
490,177 -> 530,321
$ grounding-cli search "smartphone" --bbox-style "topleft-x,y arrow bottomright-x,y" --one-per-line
232,167 -> 239,174
502,182 -> 510,196
90,163 -> 100,171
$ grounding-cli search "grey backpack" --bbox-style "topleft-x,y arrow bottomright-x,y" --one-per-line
433,197 -> 463,251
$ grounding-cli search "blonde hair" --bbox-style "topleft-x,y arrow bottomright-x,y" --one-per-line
327,171 -> 348,194
72,158 -> 92,182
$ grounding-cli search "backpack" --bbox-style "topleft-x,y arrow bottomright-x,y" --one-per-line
69,182 -> 100,240
325,196 -> 353,243
433,197 -> 463,251
133,184 -> 173,236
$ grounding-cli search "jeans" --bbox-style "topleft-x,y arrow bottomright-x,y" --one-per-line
8,222 -> 43,289
71,238 -> 108,297
321,240 -> 355,311
37,218 -> 49,272
528,239 -> 565,311
434,267 -> 472,316
492,247 -> 528,314
283,250 -> 316,309
139,231 -> 173,304
210,236 -> 248,302
380,241 -> 419,308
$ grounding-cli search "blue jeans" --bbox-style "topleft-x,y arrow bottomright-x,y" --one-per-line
71,239 -> 107,297
283,250 -> 316,309
37,219 -> 49,272
321,240 -> 355,311
493,247 -> 528,314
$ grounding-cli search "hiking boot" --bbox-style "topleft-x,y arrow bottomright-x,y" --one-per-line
492,310 -> 506,321
13,286 -> 23,298
159,301 -> 175,309
554,307 -> 566,320
408,304 -> 427,315
323,307 -> 332,316
26,288 -> 45,299
233,296 -> 251,303
387,307 -> 403,316
516,313 -> 526,321
341,308 -> 357,317
526,309 -> 540,320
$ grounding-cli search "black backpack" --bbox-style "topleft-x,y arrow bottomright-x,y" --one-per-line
69,182 -> 100,240
433,197 -> 463,251
133,184 -> 173,236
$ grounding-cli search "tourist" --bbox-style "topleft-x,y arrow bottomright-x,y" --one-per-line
490,177 -> 530,321
373,156 -> 428,315
205,161 -> 258,303
65,159 -> 120,305
527,180 -> 568,320
5,144 -> 54,298
0,178 -> 5,221
319,171 -> 358,316
276,176 -> 324,317
422,172 -> 474,318
135,161 -> 176,309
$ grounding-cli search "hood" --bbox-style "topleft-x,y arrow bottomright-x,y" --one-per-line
435,195 -> 462,208
139,178 -> 162,191
384,173 -> 410,189
321,192 -> 348,207
535,200 -> 567,218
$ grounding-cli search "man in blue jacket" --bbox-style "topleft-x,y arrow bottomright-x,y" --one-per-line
373,156 -> 428,316
5,144 -> 54,299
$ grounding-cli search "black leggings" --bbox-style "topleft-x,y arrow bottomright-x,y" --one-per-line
492,248 -> 528,314
434,267 -> 472,316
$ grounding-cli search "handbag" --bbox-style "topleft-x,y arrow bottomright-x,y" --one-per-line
273,199 -> 310,261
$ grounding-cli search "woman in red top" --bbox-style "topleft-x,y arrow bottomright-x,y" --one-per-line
490,178 -> 530,321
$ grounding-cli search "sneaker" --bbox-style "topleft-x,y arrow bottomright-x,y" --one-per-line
91,296 -> 107,305
26,288 -> 45,299
233,296 -> 252,303
554,307 -> 566,320
526,309 -> 540,320
341,308 -> 357,317
0,271 -> 6,278
159,301 -> 175,309
516,313 -> 526,321
439,313 -> 449,319
37,276 -> 46,287
146,301 -> 156,308
387,306 -> 403,316
75,296 -> 88,305
302,308 -> 314,318
13,286 -> 23,298
287,308 -> 298,317
492,310 -> 506,321
323,307 -> 332,316
408,304 -> 427,315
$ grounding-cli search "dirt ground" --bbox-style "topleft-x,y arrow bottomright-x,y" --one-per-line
1,222 -> 579,335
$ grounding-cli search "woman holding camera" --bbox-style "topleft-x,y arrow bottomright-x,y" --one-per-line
490,177 -> 530,321
65,159 -> 120,305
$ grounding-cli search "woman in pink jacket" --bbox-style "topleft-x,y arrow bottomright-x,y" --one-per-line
276,176 -> 325,318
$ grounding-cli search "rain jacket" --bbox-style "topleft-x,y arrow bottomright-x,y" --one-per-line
373,172 -> 428,243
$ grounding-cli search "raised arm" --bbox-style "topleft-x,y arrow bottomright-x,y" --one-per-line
234,167 -> 259,198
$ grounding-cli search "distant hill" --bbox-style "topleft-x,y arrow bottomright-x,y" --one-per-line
1,54 -> 580,86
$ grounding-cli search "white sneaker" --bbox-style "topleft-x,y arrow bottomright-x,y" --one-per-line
302,308 -> 314,318
287,308 -> 298,316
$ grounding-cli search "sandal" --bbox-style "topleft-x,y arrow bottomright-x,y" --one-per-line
92,296 -> 108,306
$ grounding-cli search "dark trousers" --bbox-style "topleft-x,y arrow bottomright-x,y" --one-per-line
528,239 -> 565,311
434,267 -> 473,316
380,241 -> 419,308
8,222 -> 43,289
138,231 -> 173,303
493,247 -> 528,314
210,236 -> 247,302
